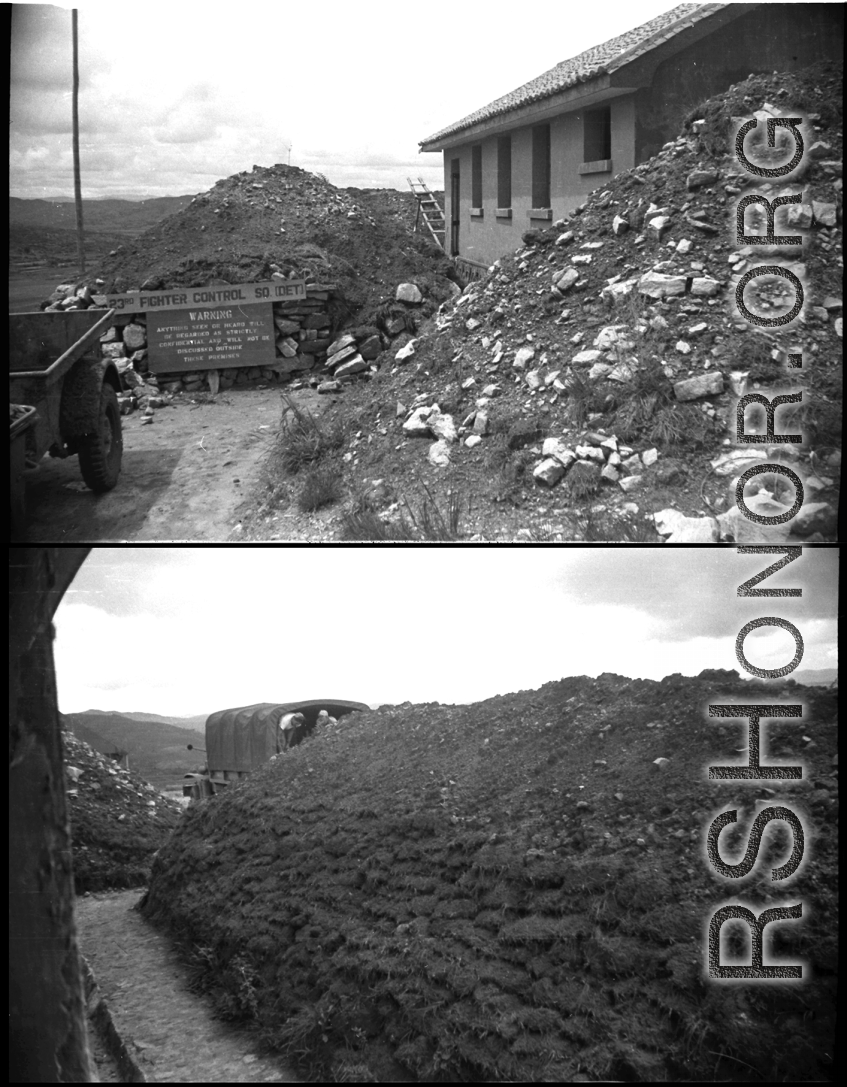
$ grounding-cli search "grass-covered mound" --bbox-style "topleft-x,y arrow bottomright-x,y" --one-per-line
142,674 -> 837,1081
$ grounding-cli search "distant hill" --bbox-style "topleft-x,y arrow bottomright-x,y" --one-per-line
61,710 -> 208,791
76,709 -> 208,730
9,195 -> 195,236
791,667 -> 837,686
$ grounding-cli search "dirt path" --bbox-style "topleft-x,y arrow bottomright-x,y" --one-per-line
76,890 -> 299,1083
21,387 -> 326,543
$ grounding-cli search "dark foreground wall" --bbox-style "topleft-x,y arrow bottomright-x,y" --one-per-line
10,548 -> 92,1082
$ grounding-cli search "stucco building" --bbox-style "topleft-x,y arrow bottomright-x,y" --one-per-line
419,2 -> 844,272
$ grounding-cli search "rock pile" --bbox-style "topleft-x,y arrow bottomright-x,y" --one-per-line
54,163 -> 456,370
62,727 -> 183,893
365,62 -> 841,540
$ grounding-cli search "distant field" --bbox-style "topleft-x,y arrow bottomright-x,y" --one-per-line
8,266 -> 70,313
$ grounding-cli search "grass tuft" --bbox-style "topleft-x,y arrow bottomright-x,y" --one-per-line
278,393 -> 345,473
564,461 -> 601,502
341,483 -> 465,541
298,463 -> 343,512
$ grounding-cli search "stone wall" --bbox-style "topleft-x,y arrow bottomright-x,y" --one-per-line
101,282 -> 367,395
42,277 -> 438,412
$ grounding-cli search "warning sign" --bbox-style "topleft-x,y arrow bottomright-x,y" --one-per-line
147,302 -> 275,374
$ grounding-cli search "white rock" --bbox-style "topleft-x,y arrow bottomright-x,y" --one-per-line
785,204 -> 813,229
334,356 -> 367,378
612,215 -> 629,236
542,438 -> 576,468
676,238 -> 693,254
555,231 -> 574,246
618,475 -> 642,493
641,448 -> 659,467
601,463 -> 620,483
594,325 -> 629,350
553,268 -> 579,292
403,405 -> 434,436
395,339 -> 417,362
572,349 -> 603,365
481,384 -> 500,397
601,277 -> 639,303
638,271 -> 687,298
533,458 -> 565,487
525,370 -> 543,390
675,340 -> 691,354
589,362 -> 613,381
648,215 -> 672,239
429,412 -> 458,443
654,510 -> 718,542
812,201 -> 837,227
428,441 -> 452,467
673,372 -> 724,400
464,434 -> 482,448
513,346 -> 535,370
396,283 -> 423,304
690,277 -> 721,297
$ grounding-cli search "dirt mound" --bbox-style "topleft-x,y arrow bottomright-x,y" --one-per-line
87,166 -> 457,331
62,727 -> 184,893
141,674 -> 837,1082
294,62 -> 840,543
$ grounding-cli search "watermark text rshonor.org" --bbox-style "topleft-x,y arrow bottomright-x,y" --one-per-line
705,110 -> 815,982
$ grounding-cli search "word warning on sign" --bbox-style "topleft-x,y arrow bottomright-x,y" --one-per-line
147,303 -> 275,374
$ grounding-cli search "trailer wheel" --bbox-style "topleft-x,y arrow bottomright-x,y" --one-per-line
77,383 -> 122,492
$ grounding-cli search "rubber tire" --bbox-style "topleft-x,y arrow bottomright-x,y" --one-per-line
77,383 -> 123,492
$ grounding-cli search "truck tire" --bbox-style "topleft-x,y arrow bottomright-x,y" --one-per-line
77,383 -> 122,492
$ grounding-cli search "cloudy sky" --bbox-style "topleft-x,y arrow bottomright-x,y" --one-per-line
12,0 -> 689,200
53,547 -> 838,716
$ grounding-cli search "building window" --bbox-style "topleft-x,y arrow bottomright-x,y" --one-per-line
532,124 -> 551,208
497,135 -> 512,209
471,145 -> 483,209
584,106 -> 611,163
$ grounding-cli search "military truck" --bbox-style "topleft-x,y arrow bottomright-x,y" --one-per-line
182,699 -> 369,800
10,309 -> 122,538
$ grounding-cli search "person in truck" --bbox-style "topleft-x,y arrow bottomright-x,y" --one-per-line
278,711 -> 306,752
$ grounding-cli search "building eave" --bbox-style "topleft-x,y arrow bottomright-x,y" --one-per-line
420,76 -> 627,152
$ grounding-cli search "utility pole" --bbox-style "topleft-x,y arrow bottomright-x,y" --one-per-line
72,9 -> 85,276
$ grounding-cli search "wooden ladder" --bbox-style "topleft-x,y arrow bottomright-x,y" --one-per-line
408,177 -> 445,250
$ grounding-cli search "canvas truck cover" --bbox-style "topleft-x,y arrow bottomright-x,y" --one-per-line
205,699 -> 370,774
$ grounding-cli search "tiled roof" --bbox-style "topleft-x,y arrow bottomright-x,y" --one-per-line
421,3 -> 727,147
